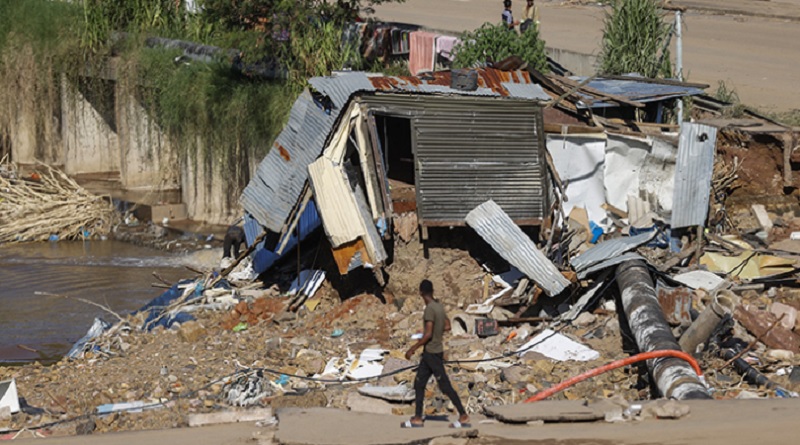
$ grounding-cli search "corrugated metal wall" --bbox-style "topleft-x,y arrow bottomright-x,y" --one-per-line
360,95 -> 547,226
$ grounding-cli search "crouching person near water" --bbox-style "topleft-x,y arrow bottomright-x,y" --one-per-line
220,224 -> 246,269
402,279 -> 471,429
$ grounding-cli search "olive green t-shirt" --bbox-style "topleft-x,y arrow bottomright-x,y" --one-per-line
423,300 -> 446,354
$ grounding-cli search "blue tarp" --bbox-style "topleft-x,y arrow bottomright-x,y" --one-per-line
244,200 -> 322,275
138,278 -> 231,331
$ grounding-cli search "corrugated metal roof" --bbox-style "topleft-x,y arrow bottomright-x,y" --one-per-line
571,232 -> 656,273
241,68 -> 551,233
577,252 -> 645,280
466,200 -> 570,297
671,123 -> 718,229
573,76 -> 705,108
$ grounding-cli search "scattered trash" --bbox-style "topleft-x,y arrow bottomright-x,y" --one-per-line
517,329 -> 600,362
0,379 -> 20,415
232,322 -> 248,332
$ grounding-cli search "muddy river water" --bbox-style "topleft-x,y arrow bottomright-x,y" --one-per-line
0,241 -> 193,364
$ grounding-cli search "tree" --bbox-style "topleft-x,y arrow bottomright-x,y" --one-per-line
598,0 -> 673,78
452,23 -> 548,72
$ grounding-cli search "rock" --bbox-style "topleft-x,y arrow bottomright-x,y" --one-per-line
76,419 -> 96,435
765,349 -> 795,362
789,367 -> 800,385
168,374 -> 178,383
377,358 -> 416,386
641,400 -> 690,419
735,390 -> 762,400
501,366 -> 529,385
178,321 -> 206,343
274,311 -> 297,323
289,337 -> 309,348
346,393 -> 394,415
572,312 -> 597,327
0,406 -> 10,421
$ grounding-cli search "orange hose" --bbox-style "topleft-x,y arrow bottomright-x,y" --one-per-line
524,349 -> 703,403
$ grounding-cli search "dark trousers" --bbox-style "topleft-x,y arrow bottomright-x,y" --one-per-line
223,226 -> 245,259
414,352 -> 466,418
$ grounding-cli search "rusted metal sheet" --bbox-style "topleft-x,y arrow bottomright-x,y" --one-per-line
332,239 -> 370,274
657,286 -> 693,327
734,305 -> 800,353
671,122 -> 718,229
466,200 -> 570,297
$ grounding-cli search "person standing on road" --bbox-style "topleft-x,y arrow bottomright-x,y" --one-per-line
402,280 -> 471,429
502,0 -> 520,30
521,0 -> 540,32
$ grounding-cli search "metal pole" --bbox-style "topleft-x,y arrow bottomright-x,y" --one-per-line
675,10 -> 684,123
616,260 -> 711,400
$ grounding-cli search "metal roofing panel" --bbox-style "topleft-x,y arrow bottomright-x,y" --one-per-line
577,252 -> 645,280
241,91 -> 339,231
571,231 -> 656,273
671,123 -> 718,229
573,77 -> 705,108
501,82 -> 550,101
466,200 -> 570,297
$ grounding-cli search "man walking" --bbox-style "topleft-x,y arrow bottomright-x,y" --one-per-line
402,280 -> 470,429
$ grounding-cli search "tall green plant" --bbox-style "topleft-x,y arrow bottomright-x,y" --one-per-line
598,0 -> 672,78
452,23 -> 548,72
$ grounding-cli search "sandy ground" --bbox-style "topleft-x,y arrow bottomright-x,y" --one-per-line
371,0 -> 800,112
11,398 -> 800,445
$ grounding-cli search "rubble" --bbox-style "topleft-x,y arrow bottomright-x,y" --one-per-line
4,50 -> 800,445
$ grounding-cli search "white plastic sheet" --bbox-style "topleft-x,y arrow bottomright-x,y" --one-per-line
517,329 -> 600,362
547,134 -> 608,224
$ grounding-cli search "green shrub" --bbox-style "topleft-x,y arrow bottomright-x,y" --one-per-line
453,22 -> 548,72
598,0 -> 672,78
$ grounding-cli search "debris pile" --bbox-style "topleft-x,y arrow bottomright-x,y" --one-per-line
0,162 -> 118,243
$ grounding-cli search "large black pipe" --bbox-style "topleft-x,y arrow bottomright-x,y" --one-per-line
616,260 -> 711,399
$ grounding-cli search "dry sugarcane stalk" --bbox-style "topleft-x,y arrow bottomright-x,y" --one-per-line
0,162 -> 118,243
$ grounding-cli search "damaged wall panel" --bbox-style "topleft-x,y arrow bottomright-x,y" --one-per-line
466,200 -> 570,296
547,134 -> 607,224
671,123 -> 718,229
360,95 -> 549,226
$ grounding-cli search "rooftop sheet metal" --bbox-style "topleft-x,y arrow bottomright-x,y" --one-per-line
573,76 -> 705,108
671,122 -> 718,229
571,232 -> 656,273
577,252 -> 645,280
241,68 -> 550,233
466,200 -> 570,297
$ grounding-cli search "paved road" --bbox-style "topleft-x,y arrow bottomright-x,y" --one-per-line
372,0 -> 800,112
19,398 -> 800,445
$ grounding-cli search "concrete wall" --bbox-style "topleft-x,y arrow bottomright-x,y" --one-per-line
181,140 -> 240,225
546,47 -> 598,77
116,88 -> 179,191
8,92 -> 62,166
61,76 -> 121,175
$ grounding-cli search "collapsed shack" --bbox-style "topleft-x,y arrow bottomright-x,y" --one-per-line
240,68 -> 554,279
